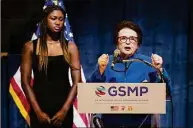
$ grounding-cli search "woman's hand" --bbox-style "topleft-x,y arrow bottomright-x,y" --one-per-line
36,110 -> 51,124
151,53 -> 163,72
51,108 -> 68,126
98,54 -> 109,75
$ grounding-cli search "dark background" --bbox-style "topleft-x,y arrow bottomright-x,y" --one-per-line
2,0 -> 193,127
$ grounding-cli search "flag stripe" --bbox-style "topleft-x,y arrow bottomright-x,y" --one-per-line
73,98 -> 90,127
86,113 -> 91,127
10,78 -> 30,113
9,85 -> 30,125
13,67 -> 26,95
73,106 -> 87,127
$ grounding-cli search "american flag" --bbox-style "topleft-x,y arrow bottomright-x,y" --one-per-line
9,0 -> 91,127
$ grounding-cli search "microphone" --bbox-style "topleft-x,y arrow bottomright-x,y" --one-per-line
111,49 -> 120,68
93,114 -> 104,128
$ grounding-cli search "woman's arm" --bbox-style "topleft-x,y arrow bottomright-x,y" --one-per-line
61,42 -> 81,110
21,41 -> 50,123
21,41 -> 41,113
86,66 -> 106,82
87,54 -> 109,83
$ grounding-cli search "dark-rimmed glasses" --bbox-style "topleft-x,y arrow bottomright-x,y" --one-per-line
118,36 -> 138,44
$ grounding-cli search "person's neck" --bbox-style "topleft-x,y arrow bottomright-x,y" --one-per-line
120,54 -> 133,60
46,29 -> 60,42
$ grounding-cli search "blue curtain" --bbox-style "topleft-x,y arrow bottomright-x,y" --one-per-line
1,57 -> 9,128
187,1 -> 193,127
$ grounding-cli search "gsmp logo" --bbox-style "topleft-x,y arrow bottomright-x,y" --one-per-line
95,86 -> 106,97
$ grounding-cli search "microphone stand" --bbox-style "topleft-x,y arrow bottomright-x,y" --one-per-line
92,114 -> 104,128
111,58 -> 173,128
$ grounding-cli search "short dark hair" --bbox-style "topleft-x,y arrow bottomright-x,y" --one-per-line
114,20 -> 143,46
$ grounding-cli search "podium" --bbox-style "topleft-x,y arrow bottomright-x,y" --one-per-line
78,83 -> 172,127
